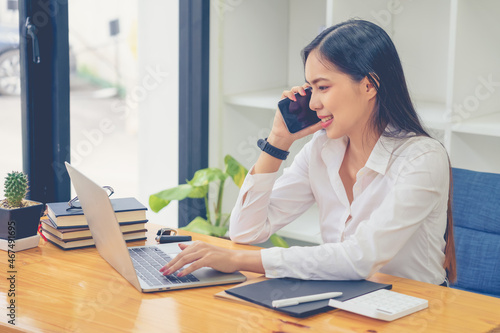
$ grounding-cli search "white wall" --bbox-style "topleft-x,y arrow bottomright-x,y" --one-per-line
137,0 -> 179,227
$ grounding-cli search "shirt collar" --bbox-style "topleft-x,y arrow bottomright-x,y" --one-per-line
365,133 -> 397,175
319,133 -> 348,172
318,128 -> 400,175
318,127 -> 401,175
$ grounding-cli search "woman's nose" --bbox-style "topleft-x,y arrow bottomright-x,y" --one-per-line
309,92 -> 322,112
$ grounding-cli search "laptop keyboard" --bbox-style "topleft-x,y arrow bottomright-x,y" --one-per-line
129,247 -> 200,287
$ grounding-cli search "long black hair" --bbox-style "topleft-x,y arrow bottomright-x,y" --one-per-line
302,19 -> 429,138
301,19 -> 457,282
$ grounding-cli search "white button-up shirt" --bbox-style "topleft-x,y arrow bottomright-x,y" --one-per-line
229,130 -> 449,284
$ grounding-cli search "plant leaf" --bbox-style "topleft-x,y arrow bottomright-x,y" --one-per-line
181,216 -> 228,237
187,185 -> 208,198
149,184 -> 194,213
224,155 -> 248,188
270,234 -> 289,248
188,168 -> 227,187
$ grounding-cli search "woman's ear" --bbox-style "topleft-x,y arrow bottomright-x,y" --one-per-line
362,75 -> 378,100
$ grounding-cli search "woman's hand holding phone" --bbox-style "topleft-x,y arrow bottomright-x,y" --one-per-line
253,84 -> 322,175
267,84 -> 322,151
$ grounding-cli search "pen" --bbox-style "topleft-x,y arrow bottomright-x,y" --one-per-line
272,291 -> 343,308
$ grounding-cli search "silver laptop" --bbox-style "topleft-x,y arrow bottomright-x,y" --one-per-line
65,162 -> 246,292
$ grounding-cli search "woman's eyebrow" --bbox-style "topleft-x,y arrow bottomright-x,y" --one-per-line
305,78 -> 329,85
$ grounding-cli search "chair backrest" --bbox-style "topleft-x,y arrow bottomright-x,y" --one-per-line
450,168 -> 500,298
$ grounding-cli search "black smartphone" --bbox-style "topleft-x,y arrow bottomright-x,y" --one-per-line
278,87 -> 320,133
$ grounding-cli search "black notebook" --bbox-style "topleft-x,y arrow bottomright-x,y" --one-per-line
225,278 -> 392,318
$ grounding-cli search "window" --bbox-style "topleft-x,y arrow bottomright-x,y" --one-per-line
10,0 -> 187,228
0,0 -> 22,181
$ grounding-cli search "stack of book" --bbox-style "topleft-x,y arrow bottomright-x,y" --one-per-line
41,197 -> 148,250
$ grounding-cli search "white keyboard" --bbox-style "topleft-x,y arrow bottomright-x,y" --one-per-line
328,289 -> 428,321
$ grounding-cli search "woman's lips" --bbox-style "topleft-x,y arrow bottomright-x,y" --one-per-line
319,115 -> 333,129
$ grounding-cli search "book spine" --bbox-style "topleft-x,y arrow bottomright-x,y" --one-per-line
49,219 -> 149,229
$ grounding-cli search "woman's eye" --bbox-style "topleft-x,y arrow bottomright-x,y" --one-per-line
318,86 -> 328,91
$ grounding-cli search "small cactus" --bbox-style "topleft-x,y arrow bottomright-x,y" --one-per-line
4,171 -> 28,208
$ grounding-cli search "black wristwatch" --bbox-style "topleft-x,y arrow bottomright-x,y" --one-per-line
257,138 -> 290,160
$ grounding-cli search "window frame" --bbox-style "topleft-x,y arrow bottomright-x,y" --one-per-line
19,0 -> 71,204
178,0 -> 210,227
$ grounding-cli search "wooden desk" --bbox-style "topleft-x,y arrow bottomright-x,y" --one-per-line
1,224 -> 499,333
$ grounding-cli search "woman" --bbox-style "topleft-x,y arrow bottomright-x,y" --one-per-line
160,19 -> 456,285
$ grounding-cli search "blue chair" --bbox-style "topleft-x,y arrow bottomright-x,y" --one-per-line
450,168 -> 500,298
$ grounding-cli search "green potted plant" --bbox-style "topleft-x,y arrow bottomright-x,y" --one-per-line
0,171 -> 44,240
149,155 -> 288,247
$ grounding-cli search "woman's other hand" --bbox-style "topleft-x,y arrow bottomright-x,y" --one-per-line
159,241 -> 264,277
